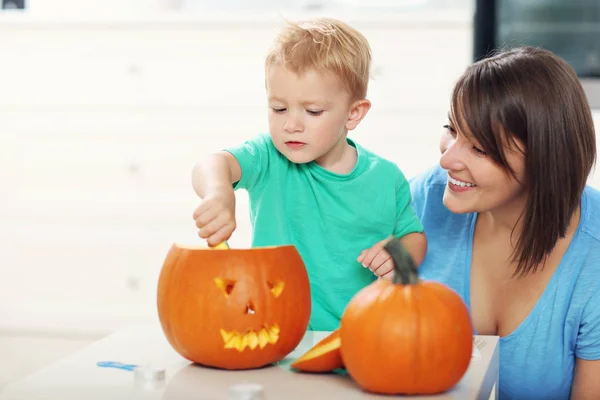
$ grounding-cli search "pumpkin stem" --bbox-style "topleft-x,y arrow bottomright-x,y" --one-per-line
383,239 -> 419,285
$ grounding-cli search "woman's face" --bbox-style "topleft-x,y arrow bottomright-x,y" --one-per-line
439,114 -> 526,215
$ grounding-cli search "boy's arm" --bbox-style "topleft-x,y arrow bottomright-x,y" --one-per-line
358,232 -> 427,280
392,167 -> 427,271
191,151 -> 241,246
191,134 -> 273,245
398,231 -> 427,267
357,166 -> 426,278
193,133 -> 274,197
191,151 -> 241,199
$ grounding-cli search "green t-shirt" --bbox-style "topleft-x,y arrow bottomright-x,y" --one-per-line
225,133 -> 423,331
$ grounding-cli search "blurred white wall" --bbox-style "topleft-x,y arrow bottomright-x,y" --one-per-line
22,0 -> 473,14
0,1 -> 598,336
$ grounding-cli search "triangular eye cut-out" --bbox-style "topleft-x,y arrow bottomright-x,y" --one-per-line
267,280 -> 285,298
214,278 -> 236,297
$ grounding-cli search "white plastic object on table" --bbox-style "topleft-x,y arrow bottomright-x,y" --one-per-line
228,382 -> 264,400
133,365 -> 166,390
133,365 -> 166,381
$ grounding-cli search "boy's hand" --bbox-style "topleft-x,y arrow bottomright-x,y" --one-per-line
357,238 -> 395,280
193,189 -> 236,247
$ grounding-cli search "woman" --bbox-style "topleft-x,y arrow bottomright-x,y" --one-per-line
410,46 -> 600,399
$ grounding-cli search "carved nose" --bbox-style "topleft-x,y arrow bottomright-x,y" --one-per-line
245,301 -> 255,315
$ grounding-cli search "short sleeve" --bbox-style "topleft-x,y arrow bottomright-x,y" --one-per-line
223,133 -> 273,190
409,166 -> 438,220
393,166 -> 424,238
576,288 -> 600,360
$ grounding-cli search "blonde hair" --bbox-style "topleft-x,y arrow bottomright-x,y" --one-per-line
265,17 -> 371,101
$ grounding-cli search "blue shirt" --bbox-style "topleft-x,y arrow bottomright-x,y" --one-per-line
410,164 -> 600,400
225,134 -> 424,331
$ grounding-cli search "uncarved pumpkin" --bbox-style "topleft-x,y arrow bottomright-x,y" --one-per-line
290,329 -> 343,372
157,243 -> 311,370
340,239 -> 473,395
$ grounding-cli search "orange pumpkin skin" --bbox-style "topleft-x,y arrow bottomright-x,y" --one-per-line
291,329 -> 343,372
340,240 -> 473,395
157,243 -> 311,370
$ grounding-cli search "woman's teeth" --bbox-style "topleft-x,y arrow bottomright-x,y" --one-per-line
449,176 -> 476,187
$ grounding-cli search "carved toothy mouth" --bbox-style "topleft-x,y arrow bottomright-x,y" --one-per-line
220,324 -> 280,352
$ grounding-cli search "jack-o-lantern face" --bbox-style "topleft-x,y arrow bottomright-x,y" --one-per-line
214,277 -> 284,351
157,243 -> 311,370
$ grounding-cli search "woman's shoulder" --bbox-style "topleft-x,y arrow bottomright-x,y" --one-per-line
571,186 -> 600,292
580,185 -> 600,244
408,164 -> 449,215
409,164 -> 448,190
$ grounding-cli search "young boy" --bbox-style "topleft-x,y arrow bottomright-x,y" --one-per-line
192,17 -> 427,331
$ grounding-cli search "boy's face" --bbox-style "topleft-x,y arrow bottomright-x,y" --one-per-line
265,65 -> 359,167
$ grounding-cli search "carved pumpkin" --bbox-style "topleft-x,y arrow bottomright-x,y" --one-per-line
340,240 -> 473,395
157,243 -> 311,370
290,329 -> 343,372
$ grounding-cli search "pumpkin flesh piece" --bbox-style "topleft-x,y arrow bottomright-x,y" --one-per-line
291,330 -> 343,372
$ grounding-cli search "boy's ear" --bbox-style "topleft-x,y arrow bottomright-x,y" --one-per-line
345,99 -> 371,130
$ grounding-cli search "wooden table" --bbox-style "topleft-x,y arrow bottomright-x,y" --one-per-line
0,324 -> 499,399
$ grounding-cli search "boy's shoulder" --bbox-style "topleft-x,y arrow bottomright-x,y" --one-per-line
225,132 -> 283,160
244,132 -> 276,149
351,138 -> 405,177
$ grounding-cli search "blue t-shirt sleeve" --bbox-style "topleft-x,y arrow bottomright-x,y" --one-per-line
223,133 -> 273,190
576,288 -> 600,360
393,166 -> 424,238
409,165 -> 439,220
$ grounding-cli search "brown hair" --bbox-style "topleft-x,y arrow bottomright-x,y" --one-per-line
451,46 -> 596,277
265,17 -> 371,101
